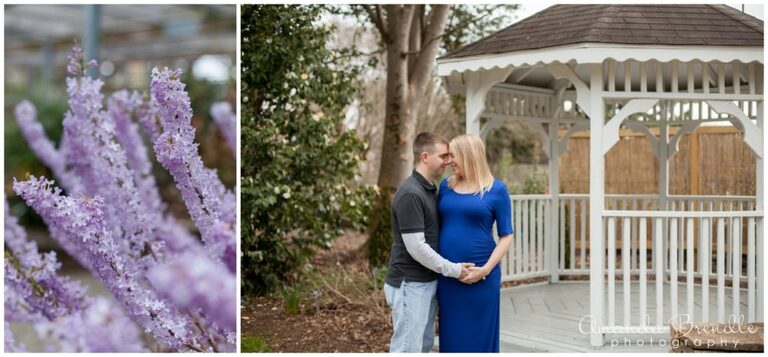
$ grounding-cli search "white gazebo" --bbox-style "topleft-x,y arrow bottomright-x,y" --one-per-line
437,4 -> 763,350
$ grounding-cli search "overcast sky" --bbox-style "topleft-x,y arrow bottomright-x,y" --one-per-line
513,3 -> 764,25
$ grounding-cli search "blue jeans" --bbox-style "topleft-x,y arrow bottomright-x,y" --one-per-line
384,280 -> 438,353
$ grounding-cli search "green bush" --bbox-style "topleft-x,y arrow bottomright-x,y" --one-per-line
370,266 -> 388,291
367,187 -> 394,269
240,5 -> 376,296
520,169 -> 548,194
281,284 -> 303,315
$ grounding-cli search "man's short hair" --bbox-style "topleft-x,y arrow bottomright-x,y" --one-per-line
412,132 -> 448,163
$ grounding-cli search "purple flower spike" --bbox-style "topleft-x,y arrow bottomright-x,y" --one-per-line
66,47 -> 84,76
136,95 -> 163,143
147,251 -> 236,332
13,176 -> 195,351
63,54 -> 166,274
66,46 -> 97,77
14,101 -> 82,194
107,90 -> 164,216
61,57 -> 107,193
156,215 -> 204,255
4,198 -> 89,321
210,101 -> 236,154
108,90 -> 203,255
34,297 -> 147,352
150,67 -> 236,272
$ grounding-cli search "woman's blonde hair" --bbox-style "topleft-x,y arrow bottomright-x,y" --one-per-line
448,134 -> 494,197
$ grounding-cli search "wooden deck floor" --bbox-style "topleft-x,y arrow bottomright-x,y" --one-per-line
498,281 -> 750,352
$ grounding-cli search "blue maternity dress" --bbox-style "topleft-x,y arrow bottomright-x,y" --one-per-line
437,178 -> 514,352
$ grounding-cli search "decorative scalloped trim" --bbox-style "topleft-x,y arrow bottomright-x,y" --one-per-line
437,44 -> 764,76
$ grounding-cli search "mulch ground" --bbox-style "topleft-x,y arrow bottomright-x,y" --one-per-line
240,230 -> 575,352
240,230 -> 393,352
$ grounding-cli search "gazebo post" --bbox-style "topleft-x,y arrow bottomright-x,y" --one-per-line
588,63 -> 605,347
658,103 -> 669,281
548,108 -> 561,283
757,100 -> 764,321
465,73 -> 483,135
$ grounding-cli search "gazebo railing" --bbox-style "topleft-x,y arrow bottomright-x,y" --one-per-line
601,210 -> 763,333
505,195 -> 551,280
503,194 -> 758,283
558,194 -> 590,275
485,84 -> 554,119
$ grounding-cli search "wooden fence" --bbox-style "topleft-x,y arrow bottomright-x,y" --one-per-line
559,125 -> 756,196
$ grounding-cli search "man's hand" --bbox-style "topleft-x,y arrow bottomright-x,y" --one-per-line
457,263 -> 475,280
459,266 -> 487,285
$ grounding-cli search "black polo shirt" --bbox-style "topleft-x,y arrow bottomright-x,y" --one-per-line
385,169 -> 440,287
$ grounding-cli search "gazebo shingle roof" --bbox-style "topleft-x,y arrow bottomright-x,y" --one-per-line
442,4 -> 763,60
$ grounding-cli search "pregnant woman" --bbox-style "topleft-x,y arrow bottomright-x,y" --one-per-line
437,134 -> 514,352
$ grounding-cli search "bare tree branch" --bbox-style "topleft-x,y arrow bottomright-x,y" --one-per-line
407,5 -> 423,75
383,4 -> 415,53
408,4 -> 449,88
400,32 -> 444,57
363,5 -> 389,43
322,48 -> 384,65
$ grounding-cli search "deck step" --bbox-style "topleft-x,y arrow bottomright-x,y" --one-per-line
669,322 -> 764,352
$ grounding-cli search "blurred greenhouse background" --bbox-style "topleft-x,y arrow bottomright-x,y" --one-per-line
5,4 -> 236,233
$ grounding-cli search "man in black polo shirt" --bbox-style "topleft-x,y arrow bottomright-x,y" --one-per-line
384,132 -> 472,353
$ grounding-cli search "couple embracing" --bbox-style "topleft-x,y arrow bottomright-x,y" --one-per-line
384,132 -> 515,353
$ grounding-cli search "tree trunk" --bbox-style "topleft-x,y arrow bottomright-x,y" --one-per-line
368,5 -> 413,268
378,5 -> 415,188
367,5 -> 450,268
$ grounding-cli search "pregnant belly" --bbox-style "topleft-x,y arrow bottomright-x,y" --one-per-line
439,230 -> 496,265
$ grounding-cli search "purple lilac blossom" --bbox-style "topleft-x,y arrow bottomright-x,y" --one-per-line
108,90 -> 203,255
14,101 -> 83,194
210,101 -> 236,154
4,284 -> 39,323
210,169 -> 237,230
4,198 -> 89,320
61,47 -> 165,273
60,48 -> 100,191
12,176 -> 196,351
150,67 -> 235,273
188,309 -> 237,353
33,297 -> 147,352
147,251 -> 236,331
136,95 -> 163,143
156,216 -> 203,254
107,90 -> 164,216
65,47 -> 96,77
202,316 -> 237,353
